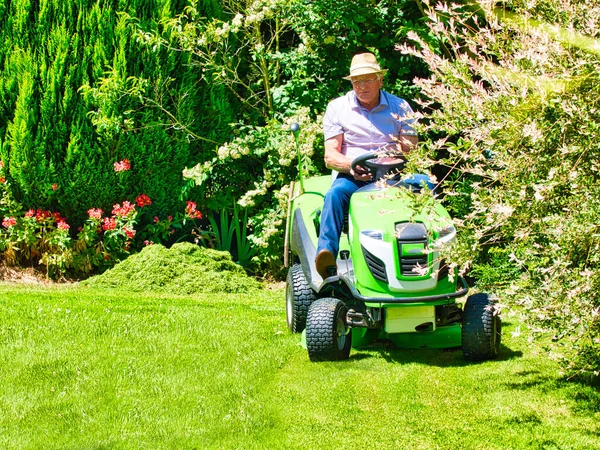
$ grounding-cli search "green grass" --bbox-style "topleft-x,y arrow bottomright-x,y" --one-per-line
0,283 -> 599,449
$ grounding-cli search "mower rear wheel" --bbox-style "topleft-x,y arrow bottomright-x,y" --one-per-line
462,293 -> 502,361
286,264 -> 317,333
306,298 -> 352,361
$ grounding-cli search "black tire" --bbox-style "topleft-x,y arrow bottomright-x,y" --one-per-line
286,264 -> 317,333
462,293 -> 502,361
306,298 -> 352,361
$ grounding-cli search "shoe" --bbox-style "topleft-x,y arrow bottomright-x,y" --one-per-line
316,249 -> 337,279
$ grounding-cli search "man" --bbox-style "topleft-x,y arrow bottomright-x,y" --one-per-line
315,52 -> 421,279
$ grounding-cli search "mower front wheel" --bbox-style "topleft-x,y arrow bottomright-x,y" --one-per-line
286,264 -> 317,333
462,293 -> 502,361
306,298 -> 352,362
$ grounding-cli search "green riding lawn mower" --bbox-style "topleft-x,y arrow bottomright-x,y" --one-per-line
284,124 -> 501,362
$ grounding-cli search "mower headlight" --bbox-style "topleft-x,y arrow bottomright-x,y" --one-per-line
360,230 -> 384,240
435,224 -> 456,245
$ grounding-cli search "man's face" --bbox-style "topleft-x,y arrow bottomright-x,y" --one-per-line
351,74 -> 382,108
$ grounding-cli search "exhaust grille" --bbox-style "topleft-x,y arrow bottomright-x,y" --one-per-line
361,246 -> 388,283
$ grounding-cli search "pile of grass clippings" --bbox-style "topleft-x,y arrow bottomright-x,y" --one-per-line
81,243 -> 261,294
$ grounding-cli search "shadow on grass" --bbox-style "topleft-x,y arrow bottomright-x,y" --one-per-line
490,365 -> 600,430
350,342 -> 522,368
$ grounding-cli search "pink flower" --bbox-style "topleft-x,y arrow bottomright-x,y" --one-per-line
57,221 -> 70,230
113,159 -> 131,172
144,240 -> 154,246
87,208 -> 103,220
153,216 -> 160,223
2,216 -> 17,228
112,201 -> 135,218
136,194 -> 152,207
102,217 -> 117,231
25,209 -> 35,218
185,201 -> 203,219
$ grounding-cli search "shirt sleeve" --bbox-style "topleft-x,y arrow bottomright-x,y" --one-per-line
323,100 -> 344,141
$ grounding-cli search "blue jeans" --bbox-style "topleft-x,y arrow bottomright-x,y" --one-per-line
316,173 -> 435,258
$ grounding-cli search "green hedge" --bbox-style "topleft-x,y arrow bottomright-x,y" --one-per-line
0,0 -> 234,225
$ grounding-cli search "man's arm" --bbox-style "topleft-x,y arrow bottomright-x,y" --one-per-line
324,135 -> 371,181
397,134 -> 418,153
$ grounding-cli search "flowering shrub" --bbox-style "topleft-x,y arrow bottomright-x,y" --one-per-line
183,107 -> 322,275
0,185 -> 209,279
400,0 -> 600,378
0,206 -> 74,278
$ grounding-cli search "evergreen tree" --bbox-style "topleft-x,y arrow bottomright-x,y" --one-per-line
0,0 -> 233,224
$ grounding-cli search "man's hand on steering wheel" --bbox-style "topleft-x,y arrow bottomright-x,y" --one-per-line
350,164 -> 372,181
350,152 -> 406,181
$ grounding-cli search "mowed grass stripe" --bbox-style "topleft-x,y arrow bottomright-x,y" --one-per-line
0,284 -> 598,449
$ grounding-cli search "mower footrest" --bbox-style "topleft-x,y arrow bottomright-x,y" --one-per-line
347,309 -> 373,328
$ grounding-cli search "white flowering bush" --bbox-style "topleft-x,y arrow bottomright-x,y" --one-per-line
184,108 -> 322,274
400,0 -> 600,378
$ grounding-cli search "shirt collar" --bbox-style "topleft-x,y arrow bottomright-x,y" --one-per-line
350,90 -> 388,111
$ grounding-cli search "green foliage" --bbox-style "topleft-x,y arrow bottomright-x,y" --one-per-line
146,0 -> 430,275
81,242 -> 261,294
402,0 -> 600,377
207,201 -> 257,268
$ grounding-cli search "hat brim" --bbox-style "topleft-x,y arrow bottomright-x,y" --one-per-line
343,68 -> 388,80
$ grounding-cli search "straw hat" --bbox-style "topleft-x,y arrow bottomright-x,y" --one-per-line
343,53 -> 388,79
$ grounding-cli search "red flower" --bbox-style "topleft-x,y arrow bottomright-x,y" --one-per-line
136,194 -> 152,207
51,183 -> 58,191
124,228 -> 136,239
87,208 -> 103,220
2,216 -> 16,228
35,210 -> 51,222
0,177 -> 5,184
153,216 -> 160,223
52,212 -> 66,223
57,221 -> 70,230
114,159 -> 131,172
102,217 -> 117,231
185,201 -> 203,219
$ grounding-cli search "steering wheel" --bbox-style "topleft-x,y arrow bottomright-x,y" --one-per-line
351,152 -> 407,181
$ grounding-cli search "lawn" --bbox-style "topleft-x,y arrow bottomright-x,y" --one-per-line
0,283 -> 599,449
